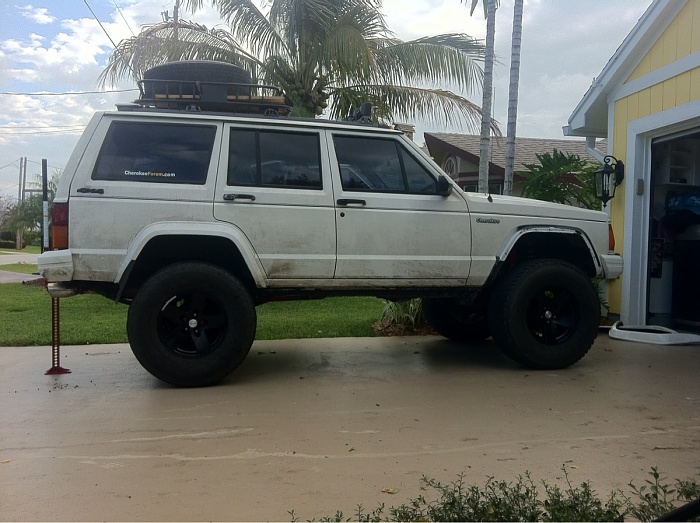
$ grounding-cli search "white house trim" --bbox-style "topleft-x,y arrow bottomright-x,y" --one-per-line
612,50 -> 700,104
622,99 -> 700,325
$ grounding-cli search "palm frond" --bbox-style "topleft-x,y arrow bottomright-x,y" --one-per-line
328,84 -> 500,135
186,0 -> 288,61
98,20 -> 261,86
368,34 -> 486,94
464,0 -> 500,17
312,2 -> 390,81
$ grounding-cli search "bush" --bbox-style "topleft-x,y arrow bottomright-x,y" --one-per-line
293,467 -> 700,522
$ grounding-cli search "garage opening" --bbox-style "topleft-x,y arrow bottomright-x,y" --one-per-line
648,129 -> 700,332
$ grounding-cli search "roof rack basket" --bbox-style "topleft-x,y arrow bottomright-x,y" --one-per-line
136,78 -> 292,116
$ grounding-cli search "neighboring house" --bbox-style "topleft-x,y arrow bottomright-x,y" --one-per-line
424,133 -> 605,196
565,0 -> 700,331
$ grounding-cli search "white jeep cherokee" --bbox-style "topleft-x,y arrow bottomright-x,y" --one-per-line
39,65 -> 623,386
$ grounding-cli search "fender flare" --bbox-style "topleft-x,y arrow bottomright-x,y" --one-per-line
116,221 -> 267,287
497,226 -> 603,276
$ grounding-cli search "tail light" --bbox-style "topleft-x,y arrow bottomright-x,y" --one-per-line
51,202 -> 69,250
609,224 -> 615,251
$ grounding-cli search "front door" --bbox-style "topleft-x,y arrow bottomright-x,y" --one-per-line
329,132 -> 471,282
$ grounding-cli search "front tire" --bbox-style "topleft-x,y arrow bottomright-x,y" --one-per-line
488,260 -> 599,369
127,262 -> 256,387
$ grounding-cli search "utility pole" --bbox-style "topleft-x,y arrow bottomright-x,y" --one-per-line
15,157 -> 26,249
21,156 -> 27,202
17,157 -> 22,202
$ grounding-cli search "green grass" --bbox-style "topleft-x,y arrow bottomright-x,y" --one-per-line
0,283 -> 383,346
0,245 -> 41,254
0,284 -> 129,346
0,263 -> 38,274
257,297 -> 383,340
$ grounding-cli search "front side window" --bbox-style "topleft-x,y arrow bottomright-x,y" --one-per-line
228,129 -> 322,189
92,122 -> 216,184
333,135 -> 437,194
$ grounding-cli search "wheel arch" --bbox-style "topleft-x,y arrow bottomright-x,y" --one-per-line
116,222 -> 266,300
495,227 -> 602,280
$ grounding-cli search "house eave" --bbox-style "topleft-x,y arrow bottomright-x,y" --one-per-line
565,0 -> 684,138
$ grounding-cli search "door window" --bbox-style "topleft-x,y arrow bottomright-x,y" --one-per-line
333,135 -> 437,194
92,122 -> 216,184
228,129 -> 322,189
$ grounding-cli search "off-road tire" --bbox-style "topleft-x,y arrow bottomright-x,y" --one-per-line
488,260 -> 599,369
423,297 -> 490,342
127,262 -> 256,387
142,61 -> 252,99
143,60 -> 251,84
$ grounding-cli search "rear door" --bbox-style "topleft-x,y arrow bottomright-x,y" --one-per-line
213,124 -> 336,279
330,132 -> 471,282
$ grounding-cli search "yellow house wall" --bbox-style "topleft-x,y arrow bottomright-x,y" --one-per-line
626,1 -> 700,82
608,0 -> 700,314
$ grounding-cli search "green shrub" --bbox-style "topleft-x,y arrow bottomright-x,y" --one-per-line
379,299 -> 425,329
295,467 -> 700,522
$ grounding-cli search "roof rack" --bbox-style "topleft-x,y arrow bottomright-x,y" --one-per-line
135,78 -> 293,116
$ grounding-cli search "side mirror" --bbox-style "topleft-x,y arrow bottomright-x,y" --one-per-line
437,175 -> 453,197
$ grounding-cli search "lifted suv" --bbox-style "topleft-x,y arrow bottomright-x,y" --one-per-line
39,64 -> 622,386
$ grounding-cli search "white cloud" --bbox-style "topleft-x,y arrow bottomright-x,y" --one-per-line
18,5 -> 56,25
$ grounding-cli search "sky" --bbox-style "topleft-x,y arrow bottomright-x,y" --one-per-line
0,0 -> 652,199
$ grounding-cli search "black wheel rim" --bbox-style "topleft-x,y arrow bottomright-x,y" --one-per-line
156,291 -> 228,358
525,286 -> 578,345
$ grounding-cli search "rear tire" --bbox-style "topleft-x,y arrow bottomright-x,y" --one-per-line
488,260 -> 599,369
423,297 -> 490,343
127,262 -> 256,387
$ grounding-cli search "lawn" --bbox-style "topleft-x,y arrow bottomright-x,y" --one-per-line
0,263 -> 38,275
0,245 -> 41,255
0,283 -> 384,346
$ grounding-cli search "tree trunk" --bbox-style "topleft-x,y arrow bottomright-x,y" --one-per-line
504,0 -> 524,196
478,0 -> 496,194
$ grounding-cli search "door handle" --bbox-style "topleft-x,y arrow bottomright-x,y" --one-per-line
223,193 -> 256,201
336,198 -> 366,206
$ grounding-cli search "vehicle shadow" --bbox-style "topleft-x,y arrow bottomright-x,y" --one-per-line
226,336 -> 520,387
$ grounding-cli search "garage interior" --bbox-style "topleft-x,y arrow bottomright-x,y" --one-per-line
648,129 -> 700,332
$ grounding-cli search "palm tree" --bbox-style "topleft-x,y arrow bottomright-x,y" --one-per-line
100,0 -> 488,130
503,0 -> 523,196
468,0 -> 497,194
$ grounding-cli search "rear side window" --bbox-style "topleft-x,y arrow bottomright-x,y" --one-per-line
92,122 -> 217,184
228,129 -> 322,189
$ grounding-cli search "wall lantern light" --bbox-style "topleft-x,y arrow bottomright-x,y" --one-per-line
595,155 -> 625,208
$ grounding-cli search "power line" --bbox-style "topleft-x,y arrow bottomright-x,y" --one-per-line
113,0 -> 135,36
0,89 -> 138,96
0,129 -> 84,136
27,159 -> 64,171
0,125 -> 84,129
83,0 -> 119,49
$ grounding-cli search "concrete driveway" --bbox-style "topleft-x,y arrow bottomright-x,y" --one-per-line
0,252 -> 41,283
1,335 -> 699,521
